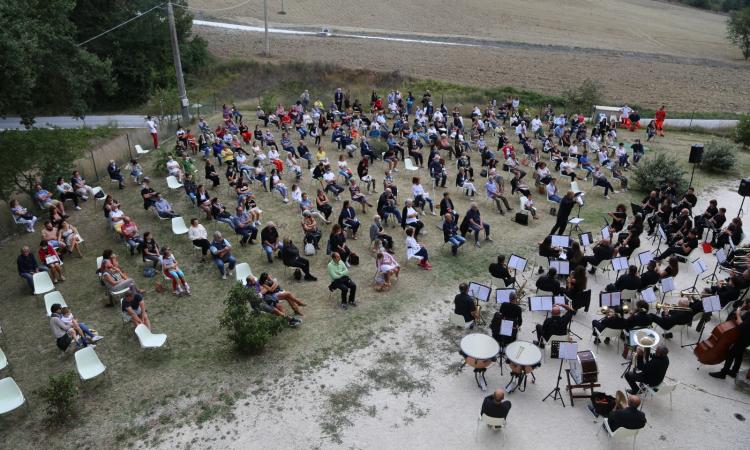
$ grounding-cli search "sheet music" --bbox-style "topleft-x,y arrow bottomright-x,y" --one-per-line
601,226 -> 611,240
702,295 -> 721,313
468,282 -> 491,302
495,289 -> 515,304
660,276 -> 675,293
640,287 -> 657,303
530,296 -> 553,311
612,257 -> 629,271
551,235 -> 570,248
554,295 -> 566,305
579,232 -> 593,247
558,342 -> 578,360
715,248 -> 727,264
569,217 -> 584,224
657,225 -> 667,241
601,291 -> 621,307
692,258 -> 708,274
500,320 -> 514,337
550,259 -> 570,275
638,251 -> 653,266
508,254 -> 527,271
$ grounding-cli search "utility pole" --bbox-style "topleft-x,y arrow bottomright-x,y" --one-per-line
167,1 -> 190,123
263,0 -> 270,56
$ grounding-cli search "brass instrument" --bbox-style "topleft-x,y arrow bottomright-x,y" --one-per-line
516,278 -> 528,300
599,304 -> 629,315
654,302 -> 694,312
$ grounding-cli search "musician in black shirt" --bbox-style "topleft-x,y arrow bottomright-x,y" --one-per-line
480,389 -> 512,419
606,265 -> 641,292
655,228 -> 699,261
640,261 -> 660,288
625,300 -> 653,331
489,255 -> 515,287
536,267 -> 562,295
710,306 -> 750,378
651,300 -> 694,338
533,304 -> 575,348
624,345 -> 669,395
490,292 -> 523,346
454,283 -> 478,324
586,239 -> 614,274
607,395 -> 647,432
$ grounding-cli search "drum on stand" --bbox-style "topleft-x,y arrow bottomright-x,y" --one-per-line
568,350 -> 598,384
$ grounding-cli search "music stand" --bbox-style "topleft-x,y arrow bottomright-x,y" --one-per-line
703,248 -> 726,285
567,194 -> 585,235
637,251 -> 653,274
683,296 -> 720,348
468,282 -> 492,325
543,340 -> 578,407
651,225 -> 667,258
508,254 -> 528,290
579,232 -> 593,248
683,258 -> 708,295
660,276 -> 676,302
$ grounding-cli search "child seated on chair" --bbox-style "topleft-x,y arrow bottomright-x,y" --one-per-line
60,306 -> 103,343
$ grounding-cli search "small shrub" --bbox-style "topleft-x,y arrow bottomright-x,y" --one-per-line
701,140 -> 738,172
219,283 -> 286,355
735,115 -> 750,148
36,371 -> 79,425
633,153 -> 687,192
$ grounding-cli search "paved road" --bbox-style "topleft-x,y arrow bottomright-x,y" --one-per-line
0,115 -> 149,130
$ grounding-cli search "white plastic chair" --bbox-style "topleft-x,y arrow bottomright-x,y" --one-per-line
33,271 -> 55,296
0,348 -> 7,371
134,324 -> 167,349
480,414 -> 506,430
90,186 -> 106,206
135,144 -> 150,155
404,157 -> 419,172
519,196 -> 529,216
449,312 -> 472,328
235,262 -> 253,284
593,327 -> 622,352
44,291 -> 67,316
641,381 -> 677,410
599,418 -> 640,449
166,176 -> 183,190
571,181 -> 582,195
171,217 -> 188,236
0,377 -> 25,415
74,347 -> 106,381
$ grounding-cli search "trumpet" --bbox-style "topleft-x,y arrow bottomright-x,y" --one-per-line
654,302 -> 693,312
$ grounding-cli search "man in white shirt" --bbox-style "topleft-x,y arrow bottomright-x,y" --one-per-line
323,167 -> 344,198
546,178 -> 561,203
146,116 -> 158,149
530,116 -> 542,134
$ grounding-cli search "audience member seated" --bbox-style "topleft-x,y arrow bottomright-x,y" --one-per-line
328,252 -> 358,309
369,215 -> 393,251
188,218 -> 210,261
139,231 -> 161,268
10,199 -> 38,233
261,222 -> 281,263
257,272 -> 306,316
161,247 -> 191,296
442,213 -> 466,256
17,245 -> 48,293
101,259 -> 142,295
406,227 -> 431,270
245,275 -> 301,327
279,238 -> 317,281
375,251 -> 400,291
154,193 -> 179,219
338,200 -> 361,239
59,306 -> 103,344
38,240 -> 65,283
209,231 -> 237,280
49,303 -> 94,351
121,291 -> 152,330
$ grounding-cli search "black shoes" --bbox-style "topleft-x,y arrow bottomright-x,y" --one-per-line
709,371 -> 726,379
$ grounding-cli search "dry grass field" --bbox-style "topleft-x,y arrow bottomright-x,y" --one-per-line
190,0 -> 750,113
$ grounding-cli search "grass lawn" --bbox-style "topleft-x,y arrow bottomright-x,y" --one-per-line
0,87 -> 748,449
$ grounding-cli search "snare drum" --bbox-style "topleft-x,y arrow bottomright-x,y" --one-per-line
569,350 -> 598,384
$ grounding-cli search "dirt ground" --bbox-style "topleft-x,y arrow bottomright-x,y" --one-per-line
189,0 -> 750,113
142,182 -> 750,450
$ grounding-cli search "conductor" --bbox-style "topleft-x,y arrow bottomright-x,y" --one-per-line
550,191 -> 576,235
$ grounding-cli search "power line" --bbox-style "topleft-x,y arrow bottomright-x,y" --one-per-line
77,2 -> 165,47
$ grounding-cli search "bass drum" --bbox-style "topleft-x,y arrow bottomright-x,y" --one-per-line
568,350 -> 598,384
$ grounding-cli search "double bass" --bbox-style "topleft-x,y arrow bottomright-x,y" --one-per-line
694,305 -> 747,365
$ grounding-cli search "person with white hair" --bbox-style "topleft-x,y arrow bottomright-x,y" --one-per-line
209,231 -> 236,280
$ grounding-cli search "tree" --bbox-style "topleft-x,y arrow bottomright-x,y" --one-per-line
0,0 -> 113,127
0,128 -> 115,202
562,79 -> 602,116
72,0 -> 208,110
727,6 -> 750,60
735,114 -> 750,148
219,283 -> 286,355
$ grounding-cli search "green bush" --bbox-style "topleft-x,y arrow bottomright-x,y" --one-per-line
36,371 -> 79,426
700,140 -> 738,172
735,115 -> 750,148
562,79 -> 602,115
633,153 -> 687,192
219,283 -> 286,355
